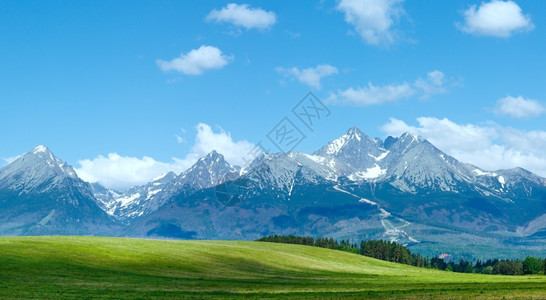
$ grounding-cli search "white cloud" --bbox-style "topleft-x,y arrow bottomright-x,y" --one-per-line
276,64 -> 338,89
206,3 -> 276,30
75,154 -> 183,192
414,70 -> 447,99
458,0 -> 534,37
337,0 -> 405,45
381,117 -> 546,177
157,45 -> 231,75
326,82 -> 414,106
327,70 -> 451,106
494,95 -> 545,118
184,123 -> 255,166
382,117 -> 498,152
75,123 -> 254,190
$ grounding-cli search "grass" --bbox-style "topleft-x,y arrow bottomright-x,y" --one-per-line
0,237 -> 544,299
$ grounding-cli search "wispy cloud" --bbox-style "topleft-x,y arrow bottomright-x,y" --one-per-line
175,128 -> 187,144
275,64 -> 338,89
75,123 -> 254,190
157,45 -> 232,75
327,70 -> 451,106
382,117 -> 546,177
457,0 -> 534,37
494,95 -> 545,118
336,0 -> 405,46
414,70 -> 447,99
326,82 -> 414,106
206,3 -> 276,30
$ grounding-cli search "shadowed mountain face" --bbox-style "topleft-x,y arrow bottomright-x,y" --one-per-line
0,146 -> 118,236
2,129 -> 546,259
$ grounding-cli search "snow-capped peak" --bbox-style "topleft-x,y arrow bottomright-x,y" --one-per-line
400,132 -> 420,142
0,145 -> 80,192
315,126 -> 375,157
192,150 -> 231,169
346,126 -> 363,141
314,127 -> 387,173
32,145 -> 49,154
176,150 -> 241,188
23,145 -> 77,177
205,149 -> 220,158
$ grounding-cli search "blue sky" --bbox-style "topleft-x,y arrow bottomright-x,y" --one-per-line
1,0 -> 545,190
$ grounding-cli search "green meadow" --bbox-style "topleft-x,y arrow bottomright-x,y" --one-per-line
0,236 -> 544,299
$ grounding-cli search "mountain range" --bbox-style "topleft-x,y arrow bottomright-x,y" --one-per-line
1,128 -> 545,260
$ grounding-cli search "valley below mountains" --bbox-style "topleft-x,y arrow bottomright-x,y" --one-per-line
1,128 -> 545,260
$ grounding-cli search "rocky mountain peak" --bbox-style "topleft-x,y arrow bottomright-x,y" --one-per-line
0,145 -> 78,190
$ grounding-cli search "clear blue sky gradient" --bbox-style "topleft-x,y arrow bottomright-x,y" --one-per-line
1,1 -> 545,170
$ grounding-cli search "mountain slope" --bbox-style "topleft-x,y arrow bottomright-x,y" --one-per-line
0,146 -> 118,235
101,171 -> 177,220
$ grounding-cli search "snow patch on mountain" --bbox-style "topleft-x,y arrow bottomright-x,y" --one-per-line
322,134 -> 351,155
361,165 -> 386,179
118,192 -> 141,208
348,166 -> 386,181
369,151 -> 389,161
473,169 -> 498,176
333,185 -> 416,243
498,176 -> 506,186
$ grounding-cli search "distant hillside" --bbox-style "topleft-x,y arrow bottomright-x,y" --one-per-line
0,237 -> 544,299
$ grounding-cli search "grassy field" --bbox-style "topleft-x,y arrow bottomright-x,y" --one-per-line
0,237 -> 544,299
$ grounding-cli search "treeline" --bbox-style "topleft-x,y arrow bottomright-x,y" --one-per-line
256,235 -> 546,275
434,257 -> 546,275
257,235 -> 429,267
